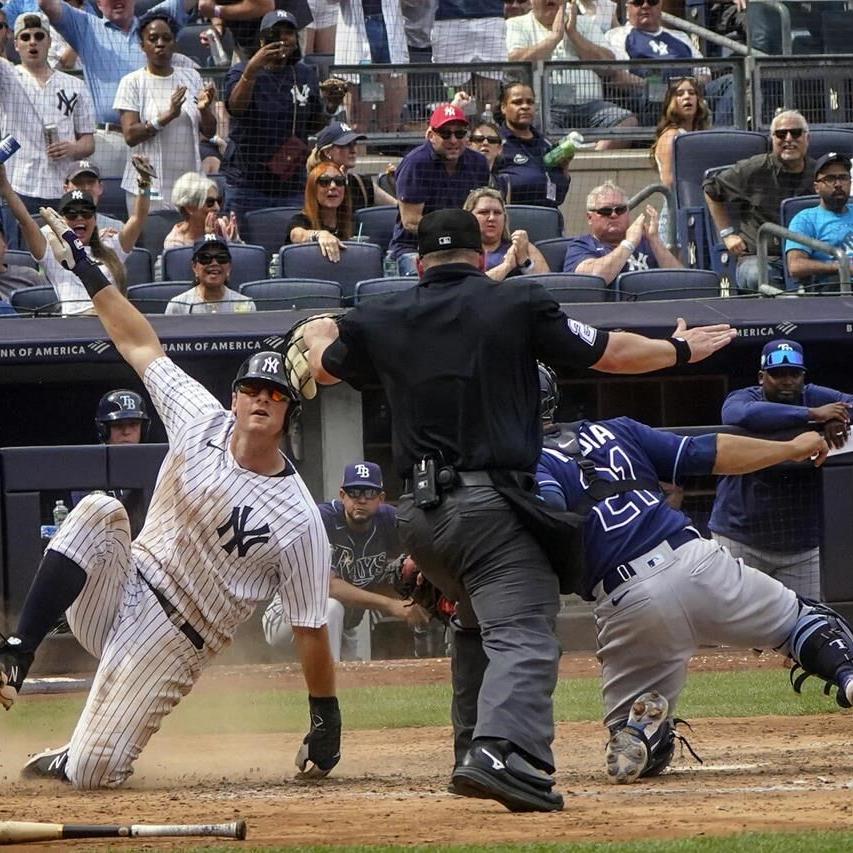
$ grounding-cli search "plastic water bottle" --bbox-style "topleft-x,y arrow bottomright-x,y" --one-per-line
383,255 -> 399,277
202,27 -> 230,67
542,131 -> 586,169
481,103 -> 495,124
53,500 -> 69,528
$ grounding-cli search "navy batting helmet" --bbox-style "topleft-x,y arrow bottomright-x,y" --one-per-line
95,389 -> 150,443
233,351 -> 301,431
538,363 -> 560,423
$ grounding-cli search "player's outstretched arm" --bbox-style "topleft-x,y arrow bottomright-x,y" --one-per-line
713,431 -> 828,475
41,206 -> 165,378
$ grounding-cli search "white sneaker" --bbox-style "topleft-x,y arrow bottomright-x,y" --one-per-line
605,691 -> 669,784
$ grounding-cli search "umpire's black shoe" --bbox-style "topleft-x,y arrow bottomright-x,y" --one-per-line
0,636 -> 34,711
21,745 -> 70,782
450,739 -> 564,813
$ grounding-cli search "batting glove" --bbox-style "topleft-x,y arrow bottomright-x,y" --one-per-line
295,694 -> 341,779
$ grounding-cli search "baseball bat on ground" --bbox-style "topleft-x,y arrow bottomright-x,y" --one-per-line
0,819 -> 247,844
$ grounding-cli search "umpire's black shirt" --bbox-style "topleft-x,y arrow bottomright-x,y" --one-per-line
322,263 -> 609,478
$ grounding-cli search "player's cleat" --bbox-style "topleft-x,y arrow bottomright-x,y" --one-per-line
451,739 -> 564,813
0,635 -> 34,711
21,745 -> 70,782
606,691 -> 670,784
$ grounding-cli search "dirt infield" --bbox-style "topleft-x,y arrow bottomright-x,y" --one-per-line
4,652 -> 853,851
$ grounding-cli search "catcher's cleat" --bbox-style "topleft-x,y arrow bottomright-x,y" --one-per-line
451,739 -> 564,813
21,745 -> 70,782
0,635 -> 34,710
606,691 -> 669,784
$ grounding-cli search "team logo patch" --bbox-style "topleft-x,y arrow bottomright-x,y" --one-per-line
513,153 -> 528,165
217,506 -> 271,557
567,318 -> 597,346
262,355 -> 280,373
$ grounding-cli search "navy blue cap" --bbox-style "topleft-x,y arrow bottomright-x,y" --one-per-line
341,461 -> 383,490
316,121 -> 366,149
191,233 -> 231,259
761,339 -> 805,371
58,189 -> 96,211
259,9 -> 298,31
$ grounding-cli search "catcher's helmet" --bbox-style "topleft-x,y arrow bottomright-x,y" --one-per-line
538,363 -> 560,423
95,389 -> 149,443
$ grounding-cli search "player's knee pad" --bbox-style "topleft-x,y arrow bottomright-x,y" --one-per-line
787,599 -> 853,707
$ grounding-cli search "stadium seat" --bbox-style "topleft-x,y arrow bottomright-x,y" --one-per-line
615,268 -> 722,301
805,127 -> 853,162
354,277 -> 418,303
353,206 -> 398,254
534,237 -> 573,272
162,244 -> 268,287
98,177 -> 128,220
175,23 -> 235,68
5,250 -> 38,270
702,165 -> 746,291
279,242 -> 383,304
506,205 -> 564,241
239,279 -> 342,310
523,273 -> 609,303
10,284 -> 60,315
780,194 -> 822,292
243,207 -> 303,260
125,247 -> 154,287
673,130 -> 768,270
127,281 -> 192,314
376,171 -> 397,199
135,209 -> 182,257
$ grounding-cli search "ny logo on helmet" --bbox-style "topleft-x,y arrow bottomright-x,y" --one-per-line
354,464 -> 370,479
262,356 -> 280,373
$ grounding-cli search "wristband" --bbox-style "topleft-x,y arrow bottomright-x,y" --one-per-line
75,257 -> 111,299
719,226 -> 736,239
620,239 -> 636,253
138,185 -> 151,197
519,257 -> 534,271
213,3 -> 223,16
669,336 -> 691,366
149,117 -> 163,132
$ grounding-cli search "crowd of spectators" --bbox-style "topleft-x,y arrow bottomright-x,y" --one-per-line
0,0 -> 850,313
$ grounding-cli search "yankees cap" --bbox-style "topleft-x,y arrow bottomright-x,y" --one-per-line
259,9 -> 298,31
761,339 -> 805,371
316,121 -> 366,150
342,461 -> 383,490
428,104 -> 468,130
65,160 -> 101,182
57,189 -> 96,212
191,233 -> 231,259
417,209 -> 482,257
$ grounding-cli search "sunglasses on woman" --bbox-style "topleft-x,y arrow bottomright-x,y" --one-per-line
236,380 -> 289,402
317,175 -> 346,187
63,208 -> 95,220
18,30 -> 47,41
203,196 -> 223,208
470,134 -> 501,145
195,250 -> 231,264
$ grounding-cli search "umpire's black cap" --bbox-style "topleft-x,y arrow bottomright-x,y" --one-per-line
417,209 -> 483,257
233,351 -> 300,401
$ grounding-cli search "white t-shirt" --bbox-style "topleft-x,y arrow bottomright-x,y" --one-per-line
0,59 -> 95,199
113,66 -> 204,206
165,285 -> 256,314
37,228 -> 129,315
506,11 -> 608,104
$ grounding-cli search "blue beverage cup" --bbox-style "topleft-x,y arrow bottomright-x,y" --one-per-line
0,135 -> 21,165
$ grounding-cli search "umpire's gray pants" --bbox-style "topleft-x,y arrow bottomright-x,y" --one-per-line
397,486 -> 560,771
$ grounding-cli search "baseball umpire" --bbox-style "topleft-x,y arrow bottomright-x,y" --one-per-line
535,374 -> 853,784
709,339 -> 853,600
286,208 -> 735,812
0,202 -> 341,789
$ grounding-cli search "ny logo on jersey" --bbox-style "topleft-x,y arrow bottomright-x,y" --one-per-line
56,89 -> 79,116
648,40 -> 669,56
217,506 -> 271,557
626,251 -> 650,272
291,84 -> 311,106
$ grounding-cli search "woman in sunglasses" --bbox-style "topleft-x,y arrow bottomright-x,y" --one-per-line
650,76 -> 711,246
165,235 -> 256,314
467,120 -> 511,201
464,186 -> 549,280
0,157 -> 151,315
494,82 -> 569,209
114,11 -> 216,214
164,172 -> 241,250
286,163 -> 352,263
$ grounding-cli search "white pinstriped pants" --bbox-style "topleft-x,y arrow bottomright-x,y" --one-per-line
49,494 -> 208,789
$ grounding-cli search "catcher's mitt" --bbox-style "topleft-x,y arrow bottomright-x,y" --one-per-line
387,555 -> 456,625
283,313 -> 343,400
320,77 -> 349,108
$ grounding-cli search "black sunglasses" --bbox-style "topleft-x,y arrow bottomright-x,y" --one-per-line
470,134 -> 501,144
344,487 -> 381,499
629,0 -> 660,6
236,380 -> 289,402
773,127 -> 805,140
317,175 -> 346,187
203,196 -> 223,208
63,207 -> 94,220
0,23 -> 8,30
435,129 -> 469,140
589,204 -> 629,217
195,250 -> 230,264
18,30 -> 47,41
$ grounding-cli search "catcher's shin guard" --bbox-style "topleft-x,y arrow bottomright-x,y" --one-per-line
788,600 -> 853,707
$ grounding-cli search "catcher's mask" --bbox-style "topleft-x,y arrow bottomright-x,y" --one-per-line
538,362 -> 560,423
96,390 -> 150,443
233,351 -> 301,431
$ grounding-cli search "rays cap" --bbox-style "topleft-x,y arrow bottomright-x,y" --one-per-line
57,189 -> 96,212
760,339 -> 805,371
65,160 -> 101,183
429,103 -> 468,130
191,233 -> 231,259
259,9 -> 298,32
417,208 -> 483,257
14,11 -> 49,36
316,121 -> 367,149
342,461 -> 383,490
814,151 -> 852,178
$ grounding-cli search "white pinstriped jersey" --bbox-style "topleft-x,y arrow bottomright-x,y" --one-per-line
131,357 -> 330,654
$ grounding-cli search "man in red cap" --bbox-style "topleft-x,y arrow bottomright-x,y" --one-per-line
386,103 -> 490,275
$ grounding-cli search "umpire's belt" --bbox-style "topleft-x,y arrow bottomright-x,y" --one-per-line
142,576 -> 205,650
594,527 -> 702,598
403,469 -> 534,493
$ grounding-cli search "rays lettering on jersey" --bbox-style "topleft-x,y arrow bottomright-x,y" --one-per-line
216,506 -> 272,557
333,545 -> 387,585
